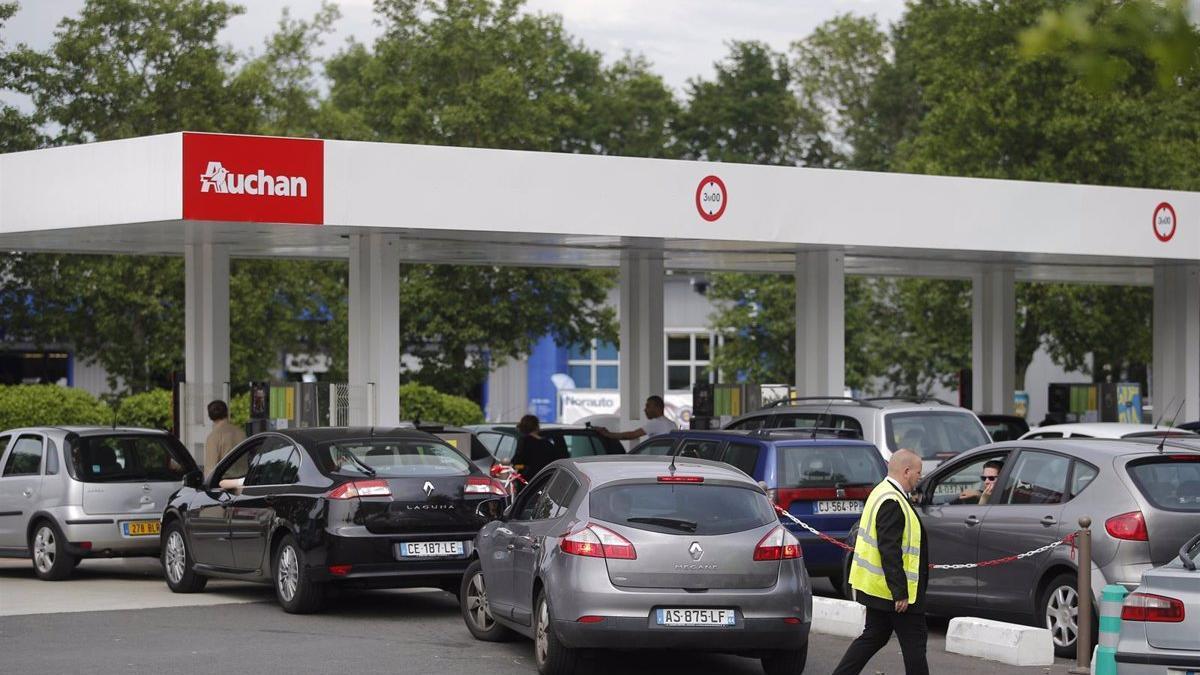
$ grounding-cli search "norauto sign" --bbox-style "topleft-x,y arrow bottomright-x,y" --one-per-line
183,132 -> 323,224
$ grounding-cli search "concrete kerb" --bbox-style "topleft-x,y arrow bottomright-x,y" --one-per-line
811,597 -> 867,638
945,616 -> 1055,666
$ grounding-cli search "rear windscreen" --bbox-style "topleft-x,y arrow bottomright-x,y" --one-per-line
779,444 -> 884,488
1127,458 -> 1200,511
590,483 -> 775,536
885,412 -> 991,459
71,435 -> 188,483
319,439 -> 471,477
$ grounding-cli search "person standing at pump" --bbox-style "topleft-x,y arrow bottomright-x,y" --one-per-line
509,414 -> 567,485
832,449 -> 930,675
596,395 -> 677,441
203,400 -> 245,473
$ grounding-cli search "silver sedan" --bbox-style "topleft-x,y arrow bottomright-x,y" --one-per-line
1115,531 -> 1200,674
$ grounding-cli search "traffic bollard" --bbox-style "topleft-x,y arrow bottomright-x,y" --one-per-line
1094,584 -> 1128,675
1071,516 -> 1093,674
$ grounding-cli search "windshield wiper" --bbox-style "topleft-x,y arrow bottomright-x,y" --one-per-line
627,516 -> 698,533
339,452 -> 376,478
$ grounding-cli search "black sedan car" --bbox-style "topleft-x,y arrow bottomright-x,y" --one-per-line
160,427 -> 506,613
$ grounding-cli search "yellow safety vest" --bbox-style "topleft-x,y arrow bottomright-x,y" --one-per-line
848,479 -> 922,603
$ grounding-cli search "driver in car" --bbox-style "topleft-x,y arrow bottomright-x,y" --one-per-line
954,459 -> 1003,505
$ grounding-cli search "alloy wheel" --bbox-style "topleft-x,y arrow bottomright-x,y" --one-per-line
277,545 -> 299,602
535,598 -> 549,665
165,531 -> 187,583
466,572 -> 494,631
33,526 -> 56,574
1046,584 -> 1079,647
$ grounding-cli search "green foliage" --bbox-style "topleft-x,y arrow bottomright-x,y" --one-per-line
0,2 -> 41,151
0,385 -> 112,429
229,391 -> 251,427
113,388 -> 172,429
399,382 -> 484,426
862,278 -> 972,396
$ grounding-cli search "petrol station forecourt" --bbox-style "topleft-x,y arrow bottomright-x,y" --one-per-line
0,131 -> 1197,457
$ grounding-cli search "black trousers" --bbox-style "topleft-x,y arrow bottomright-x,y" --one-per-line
831,606 -> 929,675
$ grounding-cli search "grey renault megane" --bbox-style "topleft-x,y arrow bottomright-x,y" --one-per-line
460,455 -> 812,675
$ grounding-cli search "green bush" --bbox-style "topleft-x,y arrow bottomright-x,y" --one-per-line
399,382 -> 484,426
113,389 -> 172,430
0,384 -> 113,430
229,391 -> 250,426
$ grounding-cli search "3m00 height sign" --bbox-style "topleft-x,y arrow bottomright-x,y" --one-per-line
183,133 -> 324,224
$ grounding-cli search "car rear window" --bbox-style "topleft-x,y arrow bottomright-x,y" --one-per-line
590,483 -> 775,536
1126,457 -> 1200,512
778,444 -> 884,488
885,411 -> 991,460
319,439 -> 471,477
70,435 -> 188,482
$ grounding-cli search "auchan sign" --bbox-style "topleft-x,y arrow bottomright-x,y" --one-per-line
183,132 -> 323,224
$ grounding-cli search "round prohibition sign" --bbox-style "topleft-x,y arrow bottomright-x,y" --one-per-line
695,175 -> 727,222
1153,202 -> 1177,242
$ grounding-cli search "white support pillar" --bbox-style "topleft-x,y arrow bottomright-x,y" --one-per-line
1153,264 -> 1200,423
184,242 -> 230,462
349,233 -> 401,426
618,249 -> 664,427
972,265 -> 1016,414
795,250 -> 845,397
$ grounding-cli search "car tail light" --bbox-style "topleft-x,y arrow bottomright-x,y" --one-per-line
328,565 -> 353,576
1121,593 -> 1185,622
782,617 -> 803,625
77,541 -> 93,551
754,526 -> 802,561
576,615 -> 605,623
1105,511 -> 1148,541
465,476 -> 506,495
560,523 -> 637,560
658,475 -> 703,483
328,479 -> 392,500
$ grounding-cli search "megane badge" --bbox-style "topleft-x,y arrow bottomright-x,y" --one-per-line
689,542 -> 704,561
423,481 -> 435,497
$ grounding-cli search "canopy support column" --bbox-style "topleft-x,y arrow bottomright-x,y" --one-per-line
1153,264 -> 1200,423
795,250 -> 845,397
619,248 -> 664,427
184,242 -> 230,461
349,233 -> 401,426
972,265 -> 1015,414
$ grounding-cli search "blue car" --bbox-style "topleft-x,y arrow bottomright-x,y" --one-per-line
630,429 -> 887,594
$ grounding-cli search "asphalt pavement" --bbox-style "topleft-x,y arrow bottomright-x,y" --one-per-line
0,558 -> 1077,674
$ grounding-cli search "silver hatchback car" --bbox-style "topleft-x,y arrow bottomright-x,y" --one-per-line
460,455 -> 812,675
0,426 -> 196,580
1115,531 -> 1200,673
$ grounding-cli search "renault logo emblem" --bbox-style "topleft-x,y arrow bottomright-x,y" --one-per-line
689,542 -> 703,561
423,481 -> 435,497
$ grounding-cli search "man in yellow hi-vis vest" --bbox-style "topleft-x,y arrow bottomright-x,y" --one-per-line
832,449 -> 930,675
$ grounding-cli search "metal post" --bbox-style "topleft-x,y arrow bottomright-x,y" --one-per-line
1072,516 -> 1093,673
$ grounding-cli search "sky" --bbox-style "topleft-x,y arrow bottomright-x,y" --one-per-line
1,0 -> 909,93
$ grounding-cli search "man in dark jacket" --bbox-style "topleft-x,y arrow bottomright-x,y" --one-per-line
832,449 -> 930,675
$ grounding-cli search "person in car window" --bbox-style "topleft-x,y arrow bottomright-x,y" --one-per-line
955,459 -> 1004,505
510,415 -> 567,485
596,395 -> 677,441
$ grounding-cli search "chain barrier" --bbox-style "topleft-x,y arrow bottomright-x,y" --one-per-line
772,504 -> 1076,570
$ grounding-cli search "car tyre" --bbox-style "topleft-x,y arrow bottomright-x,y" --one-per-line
761,643 -> 808,675
273,534 -> 324,614
460,560 -> 514,642
30,519 -> 78,581
161,520 -> 207,593
1040,572 -> 1096,659
534,589 -> 580,675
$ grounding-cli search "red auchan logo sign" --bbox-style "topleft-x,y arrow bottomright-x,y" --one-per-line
183,132 -> 323,224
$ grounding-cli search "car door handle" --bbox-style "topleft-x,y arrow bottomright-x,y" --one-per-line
506,543 -> 515,551
22,488 -> 33,497
1040,516 -> 1057,527
964,515 -> 980,526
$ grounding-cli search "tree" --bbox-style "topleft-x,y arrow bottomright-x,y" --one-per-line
580,54 -> 680,158
0,1 -> 41,151
862,278 -> 972,396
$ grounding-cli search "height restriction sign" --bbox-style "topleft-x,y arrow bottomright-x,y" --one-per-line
1153,202 -> 1176,242
696,175 -> 727,222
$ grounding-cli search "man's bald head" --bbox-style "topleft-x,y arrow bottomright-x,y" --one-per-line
887,449 -> 923,492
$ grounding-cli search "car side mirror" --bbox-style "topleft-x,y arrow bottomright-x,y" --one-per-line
475,498 -> 505,522
182,469 -> 203,489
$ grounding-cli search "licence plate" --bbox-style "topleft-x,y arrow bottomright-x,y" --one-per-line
815,500 -> 864,514
656,608 -> 736,627
121,520 -> 160,537
396,541 -> 465,558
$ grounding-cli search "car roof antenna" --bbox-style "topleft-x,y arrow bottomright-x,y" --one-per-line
1153,395 -> 1177,429
812,398 -> 835,441
1158,398 -> 1186,454
669,447 -> 678,475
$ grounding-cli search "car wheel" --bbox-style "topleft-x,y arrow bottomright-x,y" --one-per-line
460,560 -> 514,642
30,520 -> 78,581
273,534 -> 325,614
161,521 -> 207,593
534,589 -> 580,675
761,643 -> 808,675
1040,573 -> 1095,659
